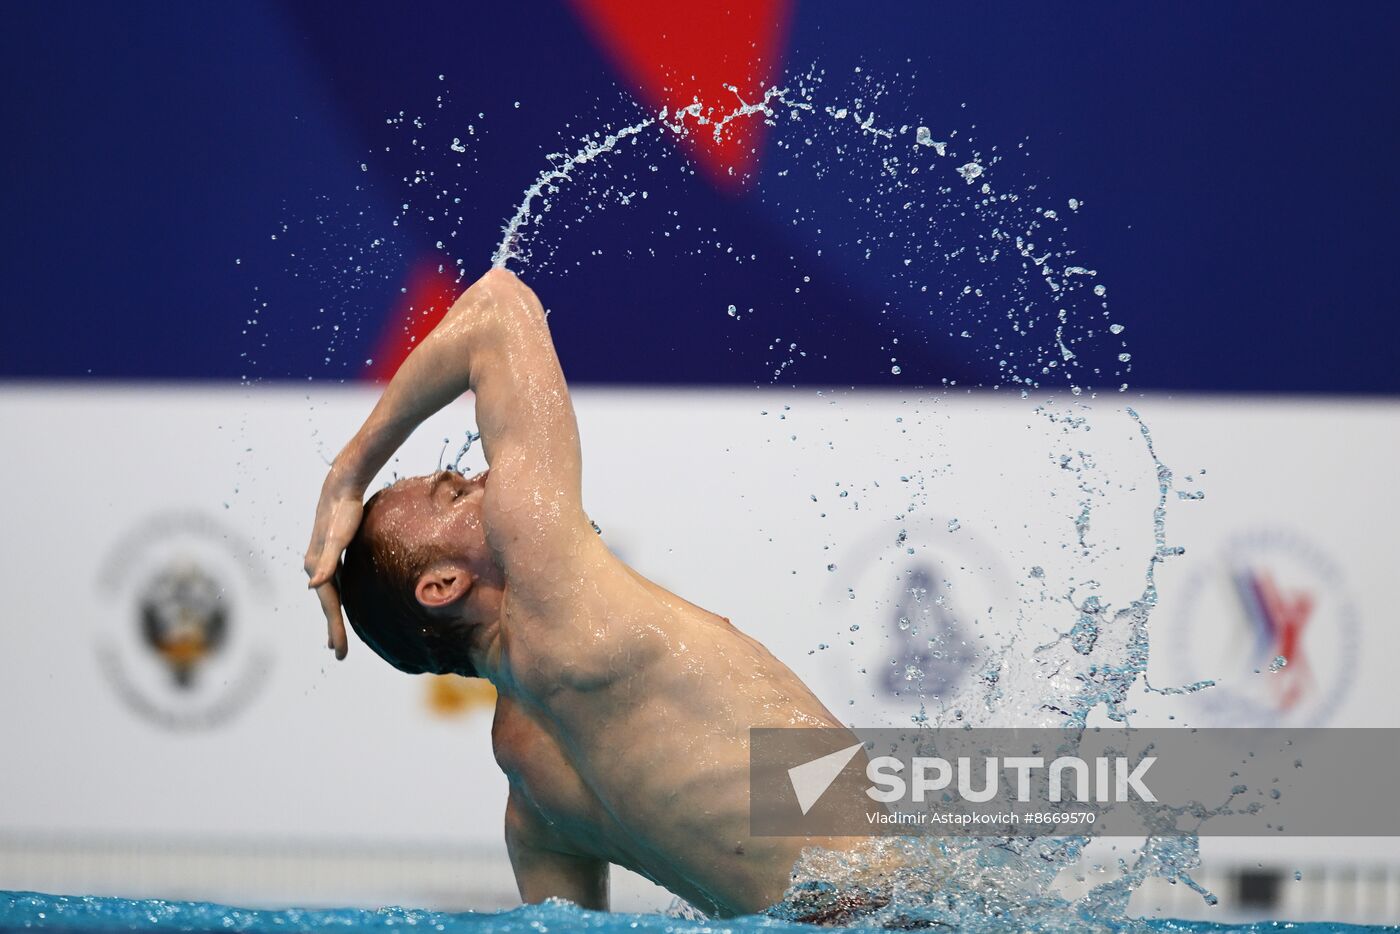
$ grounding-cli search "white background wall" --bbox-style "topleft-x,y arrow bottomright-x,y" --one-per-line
1,384 -> 1396,916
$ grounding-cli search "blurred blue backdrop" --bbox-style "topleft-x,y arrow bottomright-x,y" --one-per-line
2,1 -> 1396,392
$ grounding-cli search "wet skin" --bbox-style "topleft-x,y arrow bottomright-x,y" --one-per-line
306,269 -> 864,917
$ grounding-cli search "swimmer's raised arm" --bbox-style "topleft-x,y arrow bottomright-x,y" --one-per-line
304,267 -> 586,657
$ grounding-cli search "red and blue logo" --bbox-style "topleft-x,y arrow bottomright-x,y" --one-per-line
1166,529 -> 1360,727
1230,567 -> 1315,712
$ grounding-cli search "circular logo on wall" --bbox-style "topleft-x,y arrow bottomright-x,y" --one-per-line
95,512 -> 274,730
826,516 -> 1012,724
1164,528 -> 1360,727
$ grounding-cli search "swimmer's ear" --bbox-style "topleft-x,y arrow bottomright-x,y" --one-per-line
414,560 -> 474,613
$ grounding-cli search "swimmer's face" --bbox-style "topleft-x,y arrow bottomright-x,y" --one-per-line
362,469 -> 504,621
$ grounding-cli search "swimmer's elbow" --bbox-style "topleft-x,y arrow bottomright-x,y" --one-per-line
435,269 -> 541,347
473,267 -> 547,327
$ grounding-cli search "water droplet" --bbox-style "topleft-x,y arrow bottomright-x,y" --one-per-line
956,162 -> 984,183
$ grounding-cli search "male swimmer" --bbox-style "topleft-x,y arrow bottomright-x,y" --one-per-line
305,268 -> 870,919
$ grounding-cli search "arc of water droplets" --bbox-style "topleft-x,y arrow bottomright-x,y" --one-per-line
490,118 -> 657,268
1021,407 -> 1194,731
487,81 -> 1100,383
492,85 -> 812,269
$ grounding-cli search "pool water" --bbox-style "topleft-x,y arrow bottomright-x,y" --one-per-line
1,891 -> 1394,934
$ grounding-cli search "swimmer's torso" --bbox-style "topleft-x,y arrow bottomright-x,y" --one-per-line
488,536 -> 856,917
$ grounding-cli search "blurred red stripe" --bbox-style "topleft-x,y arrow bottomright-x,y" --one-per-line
568,0 -> 793,192
364,258 -> 460,382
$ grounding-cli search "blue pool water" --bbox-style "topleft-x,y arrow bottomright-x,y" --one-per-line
1,891 -> 1394,934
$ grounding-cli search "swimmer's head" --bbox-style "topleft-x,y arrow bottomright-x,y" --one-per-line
338,470 -> 504,678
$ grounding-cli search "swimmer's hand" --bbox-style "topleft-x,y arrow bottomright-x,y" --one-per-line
305,466 -> 364,660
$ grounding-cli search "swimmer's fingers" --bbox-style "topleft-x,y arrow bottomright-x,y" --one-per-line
314,581 -> 349,660
305,470 -> 364,658
304,498 -> 363,588
305,546 -> 339,589
303,504 -> 333,586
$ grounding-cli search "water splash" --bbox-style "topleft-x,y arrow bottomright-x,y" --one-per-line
491,85 -> 809,269
768,406 -> 1215,931
491,119 -> 659,269
484,70 -> 1126,395
1028,407 -> 1185,729
450,429 -> 482,473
